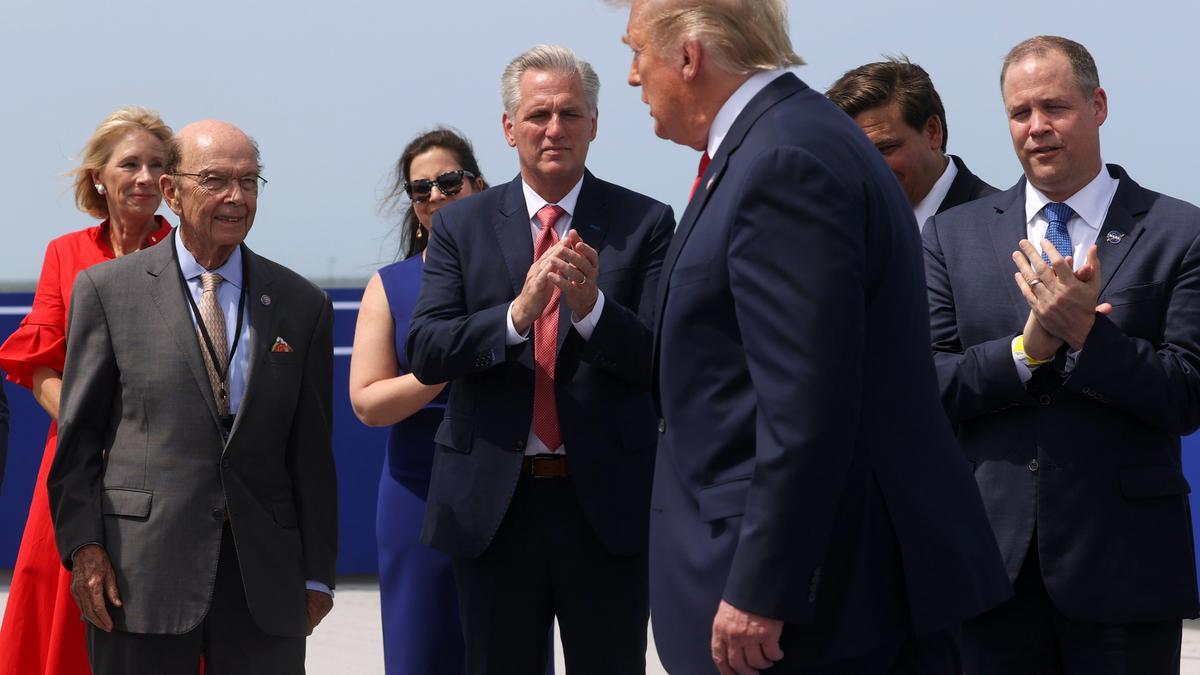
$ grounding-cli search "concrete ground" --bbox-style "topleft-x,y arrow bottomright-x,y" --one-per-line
3,571 -> 1199,674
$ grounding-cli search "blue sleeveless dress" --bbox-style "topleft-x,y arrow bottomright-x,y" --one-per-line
376,256 -> 462,675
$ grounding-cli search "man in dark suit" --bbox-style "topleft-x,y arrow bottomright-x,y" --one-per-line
617,1 -> 1011,673
0,381 -> 7,490
407,44 -> 673,674
924,35 -> 1200,673
826,57 -> 997,230
49,120 -> 336,674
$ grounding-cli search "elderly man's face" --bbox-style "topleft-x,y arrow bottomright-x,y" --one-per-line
853,101 -> 945,207
624,2 -> 703,149
1003,50 -> 1107,202
502,69 -> 597,192
163,124 -> 259,257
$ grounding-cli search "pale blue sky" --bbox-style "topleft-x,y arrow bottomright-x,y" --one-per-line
2,0 -> 1196,284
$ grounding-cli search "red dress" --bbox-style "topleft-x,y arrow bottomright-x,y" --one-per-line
0,217 -> 171,675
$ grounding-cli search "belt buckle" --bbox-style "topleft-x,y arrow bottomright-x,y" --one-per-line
530,453 -> 563,478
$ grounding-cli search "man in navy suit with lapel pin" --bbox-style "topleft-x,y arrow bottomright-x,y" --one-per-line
408,44 -> 674,674
615,1 -> 1011,673
924,35 -> 1200,673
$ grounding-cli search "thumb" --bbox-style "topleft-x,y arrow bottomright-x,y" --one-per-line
105,571 -> 122,607
1096,302 -> 1113,316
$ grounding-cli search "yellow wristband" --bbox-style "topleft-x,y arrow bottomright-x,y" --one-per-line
1014,335 -> 1052,366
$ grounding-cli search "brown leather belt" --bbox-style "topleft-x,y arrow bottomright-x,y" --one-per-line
522,453 -> 569,478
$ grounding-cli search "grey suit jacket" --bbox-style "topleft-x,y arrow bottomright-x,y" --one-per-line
48,233 -> 336,636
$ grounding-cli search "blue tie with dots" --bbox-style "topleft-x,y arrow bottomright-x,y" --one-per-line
1042,202 -> 1075,264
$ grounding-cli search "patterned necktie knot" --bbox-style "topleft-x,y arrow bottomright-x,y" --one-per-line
536,204 -> 566,233
1042,202 -> 1075,262
201,271 -> 224,294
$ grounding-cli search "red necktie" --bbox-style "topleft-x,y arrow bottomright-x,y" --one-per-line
533,204 -> 566,452
689,152 -> 711,201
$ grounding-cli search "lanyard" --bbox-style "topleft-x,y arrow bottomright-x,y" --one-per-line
175,244 -> 249,413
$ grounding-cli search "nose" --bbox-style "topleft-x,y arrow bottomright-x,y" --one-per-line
628,60 -> 641,87
135,164 -> 154,184
1029,109 -> 1052,136
546,113 -> 565,139
429,185 -> 448,203
223,181 -> 246,204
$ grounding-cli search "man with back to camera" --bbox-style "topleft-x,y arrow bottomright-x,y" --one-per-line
407,44 -> 674,674
614,0 -> 1012,673
923,35 -> 1200,673
48,120 -> 336,674
826,57 -> 998,230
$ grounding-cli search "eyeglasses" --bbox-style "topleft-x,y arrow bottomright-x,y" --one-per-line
172,172 -> 268,196
403,169 -> 475,203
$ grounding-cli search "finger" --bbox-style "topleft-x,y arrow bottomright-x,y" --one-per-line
105,569 -> 122,607
1083,244 -> 1102,277
763,633 -> 785,662
727,644 -> 760,675
1013,272 -> 1039,307
712,637 -> 736,675
743,642 -> 775,670
90,584 -> 114,632
1015,239 -> 1045,274
573,241 -> 600,269
1096,302 -> 1113,315
1042,239 -> 1072,284
1011,249 -> 1038,281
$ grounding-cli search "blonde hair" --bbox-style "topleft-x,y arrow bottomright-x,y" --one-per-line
72,106 -> 173,219
634,0 -> 803,75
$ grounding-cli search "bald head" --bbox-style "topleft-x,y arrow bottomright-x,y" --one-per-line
161,119 -> 263,269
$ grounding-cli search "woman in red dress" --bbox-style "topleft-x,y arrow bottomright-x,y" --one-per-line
0,107 -> 174,675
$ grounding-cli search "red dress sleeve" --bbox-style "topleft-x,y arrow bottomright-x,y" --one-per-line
0,238 -> 68,388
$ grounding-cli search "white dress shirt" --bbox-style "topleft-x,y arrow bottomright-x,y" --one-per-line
913,157 -> 958,233
504,176 -> 605,455
707,69 -> 791,159
1012,164 -> 1119,382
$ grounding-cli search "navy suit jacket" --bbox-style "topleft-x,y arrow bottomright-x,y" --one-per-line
939,154 -> 998,214
924,164 -> 1200,622
408,171 -> 674,559
651,72 -> 1010,667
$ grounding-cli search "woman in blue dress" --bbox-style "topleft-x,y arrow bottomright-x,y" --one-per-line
350,128 -> 487,674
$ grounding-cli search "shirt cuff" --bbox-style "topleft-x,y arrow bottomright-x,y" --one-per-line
570,290 -> 605,341
1011,336 -> 1035,384
506,302 -> 530,346
306,580 -> 334,597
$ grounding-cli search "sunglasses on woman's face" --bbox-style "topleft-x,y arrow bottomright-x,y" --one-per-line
403,169 -> 476,202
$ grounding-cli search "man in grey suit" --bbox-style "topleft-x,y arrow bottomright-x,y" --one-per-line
48,120 -> 337,674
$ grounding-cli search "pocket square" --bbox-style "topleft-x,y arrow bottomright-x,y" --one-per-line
271,337 -> 294,353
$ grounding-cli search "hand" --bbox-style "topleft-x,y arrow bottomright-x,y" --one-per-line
711,600 -> 784,675
1021,309 -> 1063,362
511,237 -> 574,335
305,589 -> 334,636
70,544 -> 121,632
550,230 -> 600,320
1012,241 -> 1107,350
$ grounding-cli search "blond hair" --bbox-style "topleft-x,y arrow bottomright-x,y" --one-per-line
630,0 -> 803,75
72,106 -> 173,219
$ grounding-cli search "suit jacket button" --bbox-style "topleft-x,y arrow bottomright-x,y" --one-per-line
1028,459 -> 1039,473
657,418 -> 666,434
1038,394 -> 1052,406
211,508 -> 224,521
221,458 -> 231,469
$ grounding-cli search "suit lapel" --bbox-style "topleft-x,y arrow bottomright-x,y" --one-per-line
1092,165 -> 1148,297
144,235 -> 223,430
986,182 -> 1034,326
228,246 -> 274,441
560,172 -> 609,353
495,177 -> 535,298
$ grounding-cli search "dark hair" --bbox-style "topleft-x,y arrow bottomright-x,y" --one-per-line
1001,35 -> 1099,96
383,127 -> 486,259
826,56 -> 948,152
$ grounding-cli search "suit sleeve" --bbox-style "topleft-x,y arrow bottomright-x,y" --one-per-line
1060,227 -> 1200,435
578,204 -> 675,388
719,148 -> 865,619
924,214 -> 1031,425
47,269 -> 117,568
407,209 -> 513,384
0,384 -> 8,491
288,293 -> 338,587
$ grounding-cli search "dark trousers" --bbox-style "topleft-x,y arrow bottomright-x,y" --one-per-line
757,626 -> 960,674
963,540 -> 1181,675
453,473 -> 649,675
87,525 -> 305,675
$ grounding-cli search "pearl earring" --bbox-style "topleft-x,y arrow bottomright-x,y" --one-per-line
95,184 -> 106,195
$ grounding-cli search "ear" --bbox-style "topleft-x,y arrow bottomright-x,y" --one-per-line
923,115 -> 944,152
159,174 -> 183,215
590,109 -> 598,141
90,169 -> 102,187
1091,87 -> 1108,127
681,38 -> 702,82
502,111 -> 517,148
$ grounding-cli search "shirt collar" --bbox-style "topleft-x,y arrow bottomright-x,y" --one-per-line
913,156 -> 957,230
174,228 -> 244,289
521,175 -> 585,222
1024,162 -> 1119,233
708,69 -> 790,158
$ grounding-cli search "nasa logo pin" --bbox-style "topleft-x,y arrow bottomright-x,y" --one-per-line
1105,230 -> 1125,245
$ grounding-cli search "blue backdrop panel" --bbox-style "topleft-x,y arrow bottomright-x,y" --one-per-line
0,289 -> 388,575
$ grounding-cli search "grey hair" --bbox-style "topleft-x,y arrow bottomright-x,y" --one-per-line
500,44 -> 600,116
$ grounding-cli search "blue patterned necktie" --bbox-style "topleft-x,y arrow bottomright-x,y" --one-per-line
1042,202 -> 1075,264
